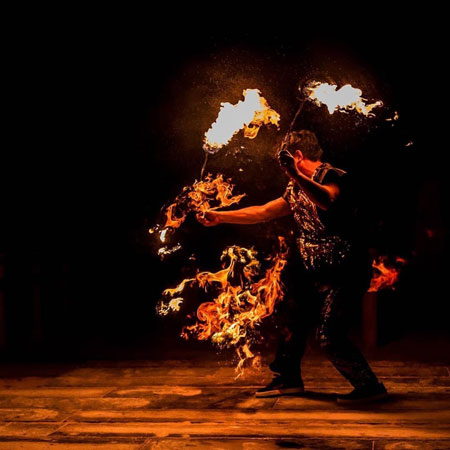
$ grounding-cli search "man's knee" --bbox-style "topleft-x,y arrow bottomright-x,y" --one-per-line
317,327 -> 346,355
317,330 -> 334,353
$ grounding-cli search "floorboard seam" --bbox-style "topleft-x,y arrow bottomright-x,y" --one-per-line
50,420 -> 70,438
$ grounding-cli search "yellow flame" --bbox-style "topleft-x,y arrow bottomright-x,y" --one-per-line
157,297 -> 184,316
305,82 -> 382,117
203,89 -> 280,153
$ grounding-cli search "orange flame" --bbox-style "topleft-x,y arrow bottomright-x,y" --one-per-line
164,204 -> 185,229
305,81 -> 383,117
369,256 -> 406,292
158,237 -> 289,377
203,89 -> 280,153
162,174 -> 245,230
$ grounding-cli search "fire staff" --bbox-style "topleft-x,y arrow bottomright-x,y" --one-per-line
197,129 -> 388,404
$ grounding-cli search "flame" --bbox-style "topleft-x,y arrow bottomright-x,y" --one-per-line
304,81 -> 383,117
203,89 -> 280,153
157,297 -> 184,316
369,256 -> 406,292
158,243 -> 182,259
162,174 -> 245,230
164,204 -> 185,229
158,237 -> 289,377
149,174 -> 245,260
386,111 -> 399,122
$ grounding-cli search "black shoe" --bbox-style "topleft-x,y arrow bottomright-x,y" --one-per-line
336,382 -> 388,404
255,375 -> 304,398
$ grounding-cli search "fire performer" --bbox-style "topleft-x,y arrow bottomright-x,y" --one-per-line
197,130 -> 387,403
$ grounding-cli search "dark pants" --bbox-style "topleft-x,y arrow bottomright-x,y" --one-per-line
271,248 -> 380,389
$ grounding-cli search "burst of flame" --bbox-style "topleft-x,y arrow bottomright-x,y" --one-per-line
203,89 -> 280,153
158,237 -> 289,377
149,174 -> 245,259
162,174 -> 245,230
304,81 -> 383,117
369,256 -> 406,292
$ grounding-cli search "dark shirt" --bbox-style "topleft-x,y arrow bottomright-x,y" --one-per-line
282,163 -> 361,273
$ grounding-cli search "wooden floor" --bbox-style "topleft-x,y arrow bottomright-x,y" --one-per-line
0,356 -> 449,449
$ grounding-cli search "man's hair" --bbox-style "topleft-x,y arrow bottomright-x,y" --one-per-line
286,130 -> 323,161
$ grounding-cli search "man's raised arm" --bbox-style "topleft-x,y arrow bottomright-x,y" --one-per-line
197,197 -> 291,227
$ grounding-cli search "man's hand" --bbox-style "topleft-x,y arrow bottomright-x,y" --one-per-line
196,210 -> 221,227
277,148 -> 298,178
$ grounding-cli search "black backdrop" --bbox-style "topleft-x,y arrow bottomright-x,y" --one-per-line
2,20 -> 448,359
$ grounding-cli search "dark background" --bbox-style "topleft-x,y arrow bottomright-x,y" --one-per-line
2,20 -> 448,361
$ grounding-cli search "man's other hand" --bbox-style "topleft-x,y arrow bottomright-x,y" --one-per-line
196,210 -> 221,227
278,149 -> 298,178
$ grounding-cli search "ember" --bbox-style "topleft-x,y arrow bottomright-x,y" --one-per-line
157,237 -> 289,377
304,81 -> 383,117
203,89 -> 280,153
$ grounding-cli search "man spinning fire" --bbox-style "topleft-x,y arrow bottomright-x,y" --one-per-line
197,129 -> 388,403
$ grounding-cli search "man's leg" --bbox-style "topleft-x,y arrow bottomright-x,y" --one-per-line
255,257 -> 314,397
269,295 -> 311,379
316,285 -> 387,402
255,299 -> 308,397
316,286 -> 378,387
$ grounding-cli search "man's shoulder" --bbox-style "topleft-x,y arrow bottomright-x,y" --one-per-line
315,163 -> 347,185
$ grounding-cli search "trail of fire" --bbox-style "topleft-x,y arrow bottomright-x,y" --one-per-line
304,81 -> 383,117
369,256 -> 407,292
157,237 -> 289,377
203,89 -> 280,154
149,174 -> 245,257
163,174 -> 245,229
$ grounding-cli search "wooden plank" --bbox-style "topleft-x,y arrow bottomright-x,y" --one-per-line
56,364 -> 450,378
1,366 -> 447,389
0,408 -> 61,422
70,408 -> 450,423
97,379 -> 448,393
0,423 -> 61,438
2,392 -> 450,412
6,376 -> 440,390
375,440 -> 450,450
0,397 -> 151,411
0,391 -> 272,411
52,421 -> 450,439
0,444 -> 139,450
273,392 -> 450,411
140,439 -> 374,450
1,439 -> 449,450
138,438 -> 450,450
0,387 -> 114,398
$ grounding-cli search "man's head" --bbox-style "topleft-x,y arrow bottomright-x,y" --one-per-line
285,130 -> 323,176
286,129 -> 323,162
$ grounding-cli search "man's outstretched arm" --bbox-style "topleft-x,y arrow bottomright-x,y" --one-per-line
197,197 -> 291,227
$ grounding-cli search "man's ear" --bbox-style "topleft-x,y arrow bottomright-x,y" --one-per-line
294,150 -> 303,161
